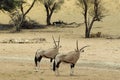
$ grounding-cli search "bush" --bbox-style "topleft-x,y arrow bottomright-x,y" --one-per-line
9,11 -> 45,30
21,19 -> 42,29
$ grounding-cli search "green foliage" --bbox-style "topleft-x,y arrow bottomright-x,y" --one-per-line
21,18 -> 42,29
0,0 -> 36,32
77,0 -> 105,21
9,11 -> 41,30
0,0 -> 22,12
77,0 -> 94,7
77,0 -> 106,38
38,0 -> 64,25
39,0 -> 64,12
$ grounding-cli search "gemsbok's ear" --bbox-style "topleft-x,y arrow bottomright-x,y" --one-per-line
74,49 -> 77,52
59,45 -> 62,48
81,50 -> 84,52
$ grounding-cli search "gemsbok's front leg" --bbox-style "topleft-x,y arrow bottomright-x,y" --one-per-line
50,58 -> 53,69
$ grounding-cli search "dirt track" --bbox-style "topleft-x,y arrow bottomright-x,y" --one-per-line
0,56 -> 120,71
0,56 -> 120,80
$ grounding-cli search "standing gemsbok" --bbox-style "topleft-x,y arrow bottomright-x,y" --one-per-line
53,40 -> 89,76
34,36 -> 61,71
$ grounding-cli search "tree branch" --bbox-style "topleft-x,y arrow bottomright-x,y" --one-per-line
50,2 -> 56,16
94,0 -> 101,21
23,0 -> 36,17
83,0 -> 88,28
20,2 -> 24,16
44,3 -> 49,16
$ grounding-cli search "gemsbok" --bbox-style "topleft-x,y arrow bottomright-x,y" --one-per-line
53,40 -> 89,76
34,36 -> 61,71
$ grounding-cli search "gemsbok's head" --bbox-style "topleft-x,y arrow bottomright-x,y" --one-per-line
75,40 -> 89,53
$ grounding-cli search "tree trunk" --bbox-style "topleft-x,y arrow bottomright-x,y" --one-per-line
15,15 -> 24,32
44,2 -> 56,26
85,27 -> 90,38
47,15 -> 51,25
15,0 -> 36,32
85,19 -> 95,38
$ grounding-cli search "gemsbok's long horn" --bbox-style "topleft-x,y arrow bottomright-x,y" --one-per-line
58,35 -> 60,47
80,45 -> 89,51
52,36 -> 57,47
76,40 -> 79,51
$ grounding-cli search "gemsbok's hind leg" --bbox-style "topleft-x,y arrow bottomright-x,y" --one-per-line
38,56 -> 42,70
55,61 -> 61,76
70,64 -> 75,76
35,56 -> 42,71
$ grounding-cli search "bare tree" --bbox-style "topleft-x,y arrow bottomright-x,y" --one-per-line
20,0 -> 36,25
9,0 -> 36,32
39,0 -> 64,25
0,0 -> 36,32
16,0 -> 36,31
77,0 -> 106,38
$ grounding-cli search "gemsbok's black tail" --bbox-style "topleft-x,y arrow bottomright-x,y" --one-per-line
53,59 -> 56,71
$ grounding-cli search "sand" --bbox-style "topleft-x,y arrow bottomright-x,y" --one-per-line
0,0 -> 120,80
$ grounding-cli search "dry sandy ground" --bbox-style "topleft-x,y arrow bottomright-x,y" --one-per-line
0,27 -> 120,80
0,0 -> 120,79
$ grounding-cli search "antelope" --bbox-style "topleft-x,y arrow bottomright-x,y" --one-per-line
34,36 -> 61,71
53,40 -> 89,76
